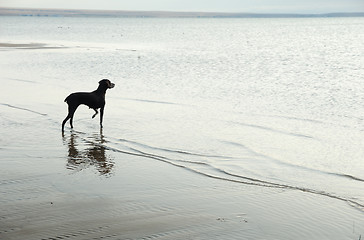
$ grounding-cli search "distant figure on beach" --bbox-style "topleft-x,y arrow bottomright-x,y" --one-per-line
62,79 -> 115,132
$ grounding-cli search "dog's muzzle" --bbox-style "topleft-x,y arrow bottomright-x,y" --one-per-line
109,83 -> 115,88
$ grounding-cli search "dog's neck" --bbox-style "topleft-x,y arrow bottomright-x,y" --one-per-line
95,85 -> 108,94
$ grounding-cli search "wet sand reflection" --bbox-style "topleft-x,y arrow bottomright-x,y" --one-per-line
63,130 -> 114,176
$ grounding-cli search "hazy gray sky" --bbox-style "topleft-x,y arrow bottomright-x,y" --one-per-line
1,0 -> 363,14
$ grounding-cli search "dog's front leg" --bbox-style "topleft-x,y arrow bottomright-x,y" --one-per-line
92,109 -> 98,119
100,107 -> 104,128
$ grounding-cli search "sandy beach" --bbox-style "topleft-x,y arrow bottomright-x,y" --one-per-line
1,93 -> 364,239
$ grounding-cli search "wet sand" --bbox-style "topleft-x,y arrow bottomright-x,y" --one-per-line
1,99 -> 364,240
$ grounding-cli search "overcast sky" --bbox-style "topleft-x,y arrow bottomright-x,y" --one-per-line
1,0 -> 363,14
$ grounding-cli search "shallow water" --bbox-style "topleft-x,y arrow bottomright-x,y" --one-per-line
1,16 -> 364,236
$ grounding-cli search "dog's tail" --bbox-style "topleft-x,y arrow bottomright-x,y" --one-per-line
64,95 -> 70,103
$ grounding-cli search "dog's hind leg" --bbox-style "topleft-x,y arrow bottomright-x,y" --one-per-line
62,115 -> 70,132
70,110 -> 76,129
92,109 -> 98,119
62,105 -> 78,131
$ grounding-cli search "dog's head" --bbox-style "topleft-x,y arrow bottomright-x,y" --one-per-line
99,79 -> 115,89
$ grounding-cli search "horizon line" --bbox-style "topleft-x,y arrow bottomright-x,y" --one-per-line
1,7 -> 363,18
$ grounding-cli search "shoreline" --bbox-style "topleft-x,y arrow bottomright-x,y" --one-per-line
0,42 -> 69,50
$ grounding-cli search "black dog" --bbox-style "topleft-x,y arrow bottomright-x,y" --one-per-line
62,79 -> 115,132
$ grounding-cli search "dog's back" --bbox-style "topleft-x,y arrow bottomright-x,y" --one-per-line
65,92 -> 103,109
65,92 -> 89,103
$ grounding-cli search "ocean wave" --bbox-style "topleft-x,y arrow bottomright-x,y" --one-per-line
64,129 -> 364,212
227,120 -> 316,139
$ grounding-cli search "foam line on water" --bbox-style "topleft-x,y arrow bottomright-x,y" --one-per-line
0,103 -> 48,116
69,130 -> 364,212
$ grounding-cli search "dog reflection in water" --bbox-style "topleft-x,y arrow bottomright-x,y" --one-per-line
63,129 -> 114,176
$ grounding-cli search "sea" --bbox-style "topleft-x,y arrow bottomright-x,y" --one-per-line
1,16 -> 364,211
